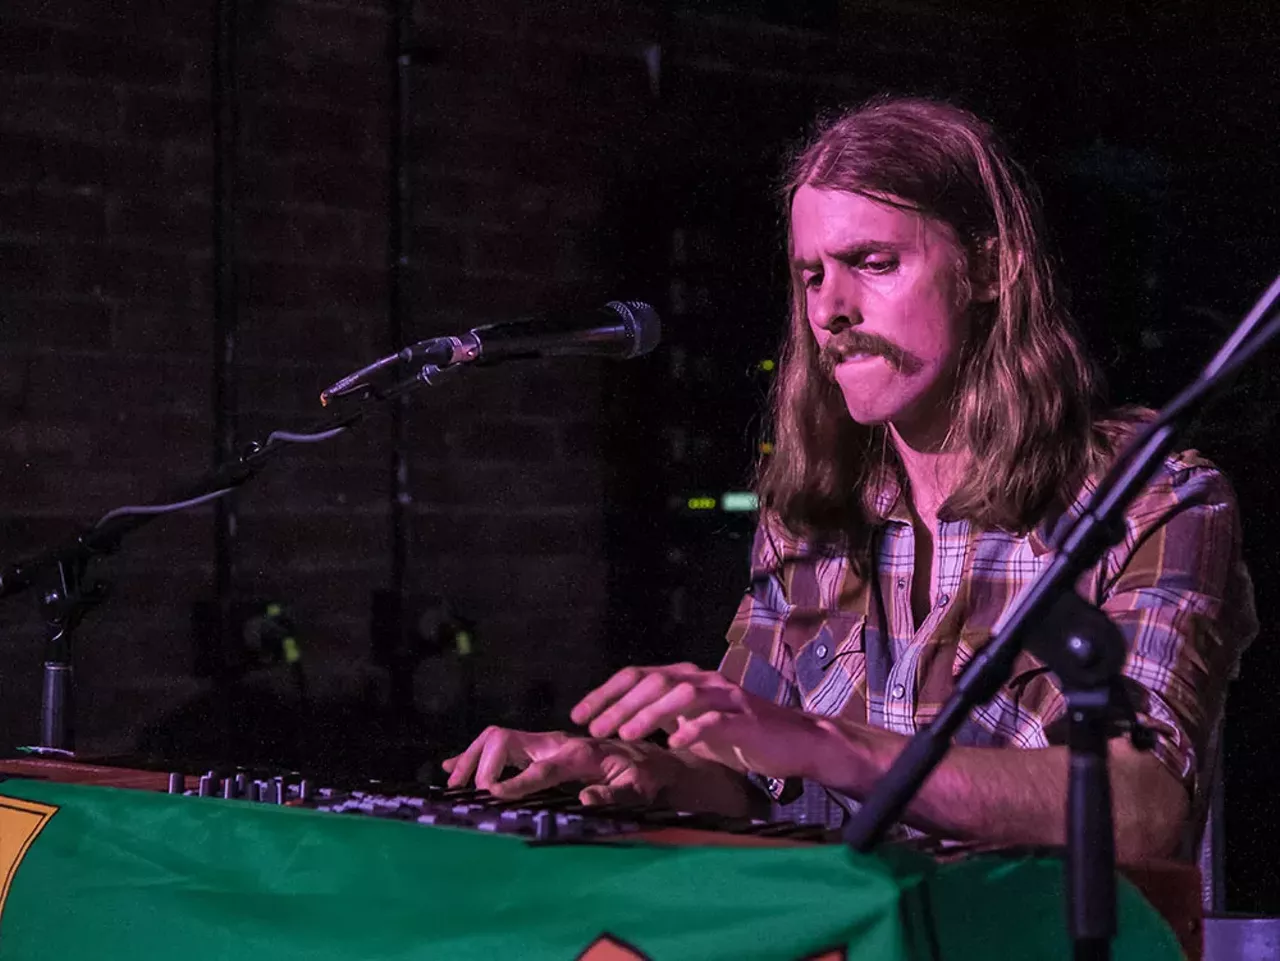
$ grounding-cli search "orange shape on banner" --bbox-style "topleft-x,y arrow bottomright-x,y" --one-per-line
0,795 -> 58,922
575,935 -> 846,961
576,934 -> 652,961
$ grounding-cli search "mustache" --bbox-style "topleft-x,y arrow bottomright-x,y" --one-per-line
818,330 -> 922,375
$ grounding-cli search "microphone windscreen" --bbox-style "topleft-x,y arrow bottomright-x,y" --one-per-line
606,300 -> 662,358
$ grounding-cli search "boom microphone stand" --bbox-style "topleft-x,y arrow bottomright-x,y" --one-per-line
2,299 -> 662,758
0,361 -> 463,756
842,273 -> 1280,961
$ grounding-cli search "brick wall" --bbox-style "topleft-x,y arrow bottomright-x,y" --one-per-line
1,1 -> 216,753
0,0 -> 995,767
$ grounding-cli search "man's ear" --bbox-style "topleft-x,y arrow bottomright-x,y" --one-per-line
969,236 -> 1000,303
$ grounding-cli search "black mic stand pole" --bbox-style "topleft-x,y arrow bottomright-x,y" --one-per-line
2,362 -> 457,756
842,272 -> 1280,961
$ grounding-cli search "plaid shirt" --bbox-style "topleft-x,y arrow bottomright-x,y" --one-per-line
719,448 -> 1257,846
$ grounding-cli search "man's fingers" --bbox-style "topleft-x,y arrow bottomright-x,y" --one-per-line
601,764 -> 656,806
586,671 -> 677,738
579,779 -> 648,807
488,756 -> 575,800
445,728 -> 496,788
667,710 -> 728,750
602,672 -> 737,741
570,666 -> 645,726
615,682 -> 709,741
571,663 -> 702,727
474,731 -> 518,790
578,784 -> 614,805
488,739 -> 607,799
577,751 -> 661,806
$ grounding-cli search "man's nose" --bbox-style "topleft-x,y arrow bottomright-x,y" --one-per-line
810,276 -> 857,333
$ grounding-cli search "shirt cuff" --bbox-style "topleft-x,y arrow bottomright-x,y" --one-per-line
747,772 -> 805,805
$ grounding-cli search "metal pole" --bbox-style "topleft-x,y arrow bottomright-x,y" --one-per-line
388,0 -> 413,599
212,0 -> 240,673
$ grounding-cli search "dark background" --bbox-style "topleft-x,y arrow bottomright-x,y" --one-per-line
1,0 -> 1277,911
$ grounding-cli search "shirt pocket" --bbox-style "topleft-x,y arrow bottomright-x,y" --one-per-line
951,626 -> 1052,686
950,626 -> 1059,744
791,613 -> 866,703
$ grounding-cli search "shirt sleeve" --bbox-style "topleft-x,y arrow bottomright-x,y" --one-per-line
1061,456 -> 1257,795
718,515 -> 805,804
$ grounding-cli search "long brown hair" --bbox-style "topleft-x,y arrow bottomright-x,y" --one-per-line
758,96 -> 1122,561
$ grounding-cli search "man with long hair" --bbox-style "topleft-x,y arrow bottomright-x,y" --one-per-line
444,97 -> 1255,861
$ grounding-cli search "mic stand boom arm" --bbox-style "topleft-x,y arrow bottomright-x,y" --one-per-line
842,271 -> 1280,961
0,361 -> 456,756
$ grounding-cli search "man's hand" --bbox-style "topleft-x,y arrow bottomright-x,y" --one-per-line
570,662 -> 832,783
441,727 -> 685,805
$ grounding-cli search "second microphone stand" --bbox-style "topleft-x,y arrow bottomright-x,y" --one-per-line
842,271 -> 1280,961
1,361 -> 457,756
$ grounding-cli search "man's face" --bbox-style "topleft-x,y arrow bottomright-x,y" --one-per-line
790,184 -> 975,442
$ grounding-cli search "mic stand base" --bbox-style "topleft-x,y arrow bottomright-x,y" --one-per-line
1030,592 -> 1154,961
1064,687 -> 1118,961
22,555 -> 107,756
38,660 -> 75,755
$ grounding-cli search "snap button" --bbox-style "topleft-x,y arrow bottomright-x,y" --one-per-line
891,684 -> 906,698
896,578 -> 907,590
937,593 -> 950,607
815,643 -> 829,659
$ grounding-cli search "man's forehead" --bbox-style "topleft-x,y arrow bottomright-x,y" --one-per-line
790,187 -> 950,258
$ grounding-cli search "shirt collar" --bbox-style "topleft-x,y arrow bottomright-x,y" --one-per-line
1027,477 -> 1097,556
864,463 -> 911,526
866,462 -> 1084,557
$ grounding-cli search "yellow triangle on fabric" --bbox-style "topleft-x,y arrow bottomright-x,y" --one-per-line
0,795 -> 57,922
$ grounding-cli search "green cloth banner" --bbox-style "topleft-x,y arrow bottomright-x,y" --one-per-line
0,779 -> 1182,960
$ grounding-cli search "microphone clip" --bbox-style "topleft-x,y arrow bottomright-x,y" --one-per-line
320,336 -> 472,407
402,334 -> 479,367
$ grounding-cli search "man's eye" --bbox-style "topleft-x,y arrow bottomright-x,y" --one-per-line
862,257 -> 898,274
803,273 -> 823,290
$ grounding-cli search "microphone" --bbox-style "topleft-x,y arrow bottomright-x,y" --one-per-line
404,300 -> 661,368
320,300 -> 661,405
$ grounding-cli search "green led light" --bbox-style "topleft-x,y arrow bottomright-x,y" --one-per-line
758,359 -> 776,372
720,491 -> 759,512
687,496 -> 717,511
